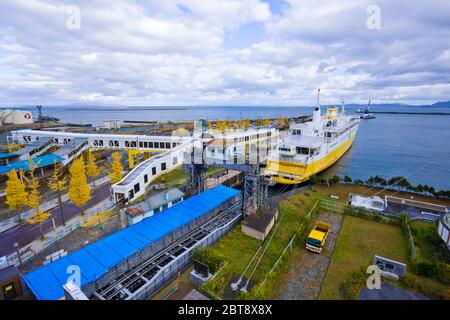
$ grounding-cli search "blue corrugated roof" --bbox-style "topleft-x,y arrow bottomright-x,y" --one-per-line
23,185 -> 240,300
0,154 -> 64,174
0,153 -> 18,159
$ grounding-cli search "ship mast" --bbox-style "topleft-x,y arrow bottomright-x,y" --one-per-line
313,88 -> 322,131
317,88 -> 320,108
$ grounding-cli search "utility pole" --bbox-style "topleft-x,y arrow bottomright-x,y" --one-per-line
14,242 -> 22,268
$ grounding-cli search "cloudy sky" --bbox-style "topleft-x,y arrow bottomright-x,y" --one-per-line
0,0 -> 450,106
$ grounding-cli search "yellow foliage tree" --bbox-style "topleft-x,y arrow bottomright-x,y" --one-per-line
68,157 -> 91,215
86,151 -> 100,186
109,151 -> 124,184
48,163 -> 67,226
25,161 -> 51,239
5,169 -> 28,212
245,118 -> 250,129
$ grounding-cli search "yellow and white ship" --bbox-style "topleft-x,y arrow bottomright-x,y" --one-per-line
265,90 -> 359,184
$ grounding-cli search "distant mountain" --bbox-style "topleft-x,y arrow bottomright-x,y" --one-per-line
431,101 -> 450,108
55,102 -> 125,108
2,100 -> 450,109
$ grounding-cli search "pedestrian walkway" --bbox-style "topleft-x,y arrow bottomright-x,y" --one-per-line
0,175 -> 111,233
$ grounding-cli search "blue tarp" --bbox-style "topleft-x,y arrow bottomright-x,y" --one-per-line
0,154 -> 64,174
23,185 -> 240,300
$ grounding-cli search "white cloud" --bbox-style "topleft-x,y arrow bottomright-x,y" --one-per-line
81,52 -> 98,64
0,0 -> 449,105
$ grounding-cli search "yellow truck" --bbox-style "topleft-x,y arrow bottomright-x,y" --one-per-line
305,221 -> 330,253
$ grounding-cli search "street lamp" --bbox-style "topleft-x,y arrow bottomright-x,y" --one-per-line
14,242 -> 22,267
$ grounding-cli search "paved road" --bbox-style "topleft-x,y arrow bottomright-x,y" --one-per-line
0,183 -> 111,257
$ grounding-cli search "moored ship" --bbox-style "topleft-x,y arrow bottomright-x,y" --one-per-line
265,89 -> 359,184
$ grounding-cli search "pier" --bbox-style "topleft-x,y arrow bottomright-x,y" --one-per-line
356,110 -> 450,115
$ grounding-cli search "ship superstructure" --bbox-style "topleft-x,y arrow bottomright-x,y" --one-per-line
265,90 -> 359,184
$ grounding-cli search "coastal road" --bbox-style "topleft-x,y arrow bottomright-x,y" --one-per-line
0,183 -> 111,257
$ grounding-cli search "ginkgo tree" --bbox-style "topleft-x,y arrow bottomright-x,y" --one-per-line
68,157 -> 91,215
48,162 -> 67,226
5,169 -> 28,214
86,150 -> 100,186
109,151 -> 123,184
25,161 -> 51,240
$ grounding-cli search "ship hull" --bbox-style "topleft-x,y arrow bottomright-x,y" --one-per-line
266,132 -> 356,184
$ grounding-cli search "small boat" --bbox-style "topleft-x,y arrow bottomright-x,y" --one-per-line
36,105 -> 60,122
360,100 -> 376,119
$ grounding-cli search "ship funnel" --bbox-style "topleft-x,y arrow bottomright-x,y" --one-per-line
313,88 -> 321,129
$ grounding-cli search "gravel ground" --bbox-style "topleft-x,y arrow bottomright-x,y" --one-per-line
278,212 -> 343,300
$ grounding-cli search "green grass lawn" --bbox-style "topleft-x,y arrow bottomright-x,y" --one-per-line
410,221 -> 450,264
319,215 -> 409,299
153,167 -> 186,185
204,190 -> 318,298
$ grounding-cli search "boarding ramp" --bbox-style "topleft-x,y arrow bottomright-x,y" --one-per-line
112,142 -> 193,204
15,137 -> 55,160
53,138 -> 89,166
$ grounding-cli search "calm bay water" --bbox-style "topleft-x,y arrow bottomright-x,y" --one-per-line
321,110 -> 450,191
3,105 -> 450,190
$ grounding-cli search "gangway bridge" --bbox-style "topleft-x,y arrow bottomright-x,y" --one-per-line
14,136 -> 55,160
52,138 -> 89,166
9,127 -> 279,214
8,128 -> 189,171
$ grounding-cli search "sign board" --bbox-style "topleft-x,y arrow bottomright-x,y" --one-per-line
0,256 -> 7,270
373,255 -> 407,277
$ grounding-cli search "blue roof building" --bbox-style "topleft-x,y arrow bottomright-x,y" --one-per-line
23,185 -> 240,300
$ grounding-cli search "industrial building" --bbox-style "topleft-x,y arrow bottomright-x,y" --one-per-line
0,109 -> 33,126
23,185 -> 242,300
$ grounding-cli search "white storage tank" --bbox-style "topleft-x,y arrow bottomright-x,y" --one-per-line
12,110 -> 33,124
1,109 -> 33,125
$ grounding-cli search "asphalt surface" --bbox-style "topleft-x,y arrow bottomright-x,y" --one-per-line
360,282 -> 430,300
0,183 -> 111,257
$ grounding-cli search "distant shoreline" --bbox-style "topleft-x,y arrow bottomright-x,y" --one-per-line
63,107 -> 187,111
357,111 -> 450,115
